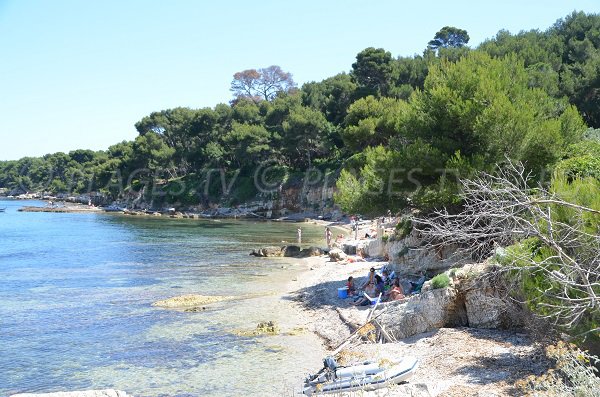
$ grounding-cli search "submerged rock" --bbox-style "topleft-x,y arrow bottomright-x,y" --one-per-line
152,294 -> 233,308
250,246 -> 284,257
282,245 -> 301,257
184,306 -> 208,312
250,245 -> 324,258
254,320 -> 280,335
233,320 -> 280,336
11,390 -> 129,397
297,246 -> 324,257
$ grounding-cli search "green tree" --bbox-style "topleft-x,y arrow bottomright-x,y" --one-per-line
352,47 -> 394,97
342,96 -> 408,151
281,105 -> 332,169
131,132 -> 175,175
405,52 -> 586,169
302,73 -> 357,125
428,26 -> 470,51
389,54 -> 431,99
223,122 -> 272,171
134,107 -> 199,170
335,146 -> 401,215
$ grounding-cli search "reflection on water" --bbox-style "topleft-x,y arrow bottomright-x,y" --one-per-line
0,200 -> 326,396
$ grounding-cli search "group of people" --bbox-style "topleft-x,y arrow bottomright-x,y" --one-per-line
346,267 -> 405,306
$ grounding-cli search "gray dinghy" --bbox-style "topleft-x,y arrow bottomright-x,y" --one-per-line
302,355 -> 418,395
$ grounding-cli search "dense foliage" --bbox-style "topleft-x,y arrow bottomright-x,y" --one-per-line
1,11 -> 599,213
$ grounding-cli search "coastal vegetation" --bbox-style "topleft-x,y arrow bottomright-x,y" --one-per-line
0,11 -> 598,216
429,273 -> 450,290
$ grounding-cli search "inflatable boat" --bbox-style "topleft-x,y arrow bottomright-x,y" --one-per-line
302,355 -> 418,395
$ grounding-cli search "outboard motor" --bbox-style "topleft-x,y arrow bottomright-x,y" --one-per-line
323,356 -> 338,371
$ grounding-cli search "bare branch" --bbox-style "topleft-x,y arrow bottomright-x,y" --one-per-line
411,159 -> 600,332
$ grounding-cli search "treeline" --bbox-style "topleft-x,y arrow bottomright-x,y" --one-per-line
1,11 -> 599,212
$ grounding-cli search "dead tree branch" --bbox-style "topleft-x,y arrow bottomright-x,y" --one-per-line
411,160 -> 600,334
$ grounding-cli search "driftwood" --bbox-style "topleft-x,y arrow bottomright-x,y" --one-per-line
373,318 -> 396,343
331,303 -> 387,356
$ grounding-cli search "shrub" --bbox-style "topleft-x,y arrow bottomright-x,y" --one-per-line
430,273 -> 450,289
395,217 -> 412,239
517,341 -> 600,396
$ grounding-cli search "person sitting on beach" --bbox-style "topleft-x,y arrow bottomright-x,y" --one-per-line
360,267 -> 376,289
386,278 -> 406,301
351,281 -> 377,306
364,228 -> 377,239
345,254 -> 366,264
382,269 -> 396,290
382,269 -> 391,286
374,274 -> 385,295
346,276 -> 357,296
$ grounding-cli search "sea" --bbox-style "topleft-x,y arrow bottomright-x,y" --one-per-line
0,200 -> 326,397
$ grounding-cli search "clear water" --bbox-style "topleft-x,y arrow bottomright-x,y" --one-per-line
0,200 -> 326,396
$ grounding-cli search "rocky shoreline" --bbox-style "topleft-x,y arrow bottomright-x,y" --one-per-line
18,205 -> 103,213
282,247 -> 553,396
7,221 -> 554,397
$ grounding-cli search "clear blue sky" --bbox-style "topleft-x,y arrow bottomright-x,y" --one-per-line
0,0 -> 598,161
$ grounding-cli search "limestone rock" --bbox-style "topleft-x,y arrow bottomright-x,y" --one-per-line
11,390 -> 129,397
328,248 -> 347,262
297,246 -> 324,257
250,245 -> 319,257
152,294 -> 233,308
464,287 -> 504,328
254,320 -> 280,335
459,274 -> 524,329
376,287 -> 467,340
282,245 -> 301,257
250,246 -> 283,257
342,243 -> 357,255
233,320 -> 280,337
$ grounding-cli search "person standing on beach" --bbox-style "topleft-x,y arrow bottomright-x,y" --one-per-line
297,227 -> 302,244
325,227 -> 332,248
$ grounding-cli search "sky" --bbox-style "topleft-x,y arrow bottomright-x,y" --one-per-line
0,0 -> 598,161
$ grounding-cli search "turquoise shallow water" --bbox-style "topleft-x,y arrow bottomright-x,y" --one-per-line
0,200 -> 325,396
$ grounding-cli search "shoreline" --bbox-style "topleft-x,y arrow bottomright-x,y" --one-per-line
284,253 -> 550,396
18,205 -> 103,213
1,212 -> 552,397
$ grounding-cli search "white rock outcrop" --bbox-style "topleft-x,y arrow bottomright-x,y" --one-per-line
375,265 -> 524,340
328,248 -> 347,262
376,287 -> 467,340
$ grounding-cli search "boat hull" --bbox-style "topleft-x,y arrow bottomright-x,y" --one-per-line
303,356 -> 418,395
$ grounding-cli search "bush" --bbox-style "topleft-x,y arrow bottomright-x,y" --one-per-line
430,273 -> 450,289
517,341 -> 600,396
395,217 -> 413,239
